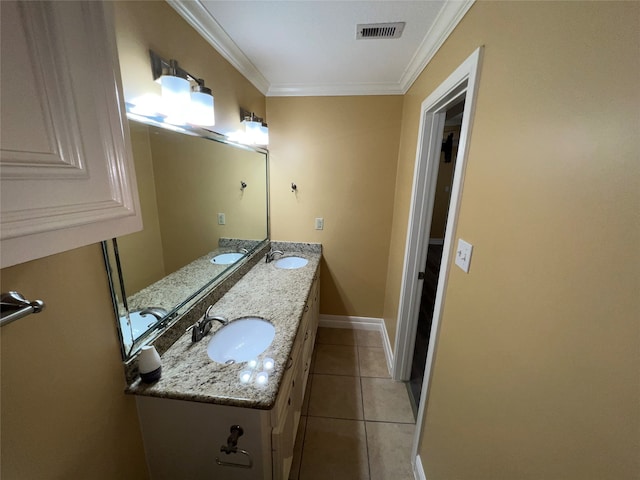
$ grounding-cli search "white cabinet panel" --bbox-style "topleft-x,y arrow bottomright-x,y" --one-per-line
0,1 -> 141,268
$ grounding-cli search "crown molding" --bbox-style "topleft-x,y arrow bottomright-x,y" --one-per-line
167,0 -> 270,95
399,0 -> 475,93
168,0 -> 474,97
267,82 -> 404,97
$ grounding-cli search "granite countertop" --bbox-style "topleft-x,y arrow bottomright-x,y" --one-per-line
126,245 -> 255,313
127,242 -> 321,410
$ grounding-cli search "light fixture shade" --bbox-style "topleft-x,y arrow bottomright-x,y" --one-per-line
190,90 -> 215,126
189,85 -> 216,127
161,75 -> 190,125
259,123 -> 269,145
243,117 -> 262,144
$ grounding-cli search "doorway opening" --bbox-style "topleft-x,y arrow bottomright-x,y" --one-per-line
388,47 -> 483,474
407,101 -> 465,412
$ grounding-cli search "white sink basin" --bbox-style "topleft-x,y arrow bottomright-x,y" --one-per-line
207,317 -> 275,364
119,311 -> 158,344
274,256 -> 308,269
210,252 -> 244,265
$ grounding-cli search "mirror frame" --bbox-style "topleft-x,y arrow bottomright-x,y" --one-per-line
103,114 -> 270,360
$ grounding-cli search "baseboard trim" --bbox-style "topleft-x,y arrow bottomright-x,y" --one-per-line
414,454 -> 426,480
318,314 -> 394,377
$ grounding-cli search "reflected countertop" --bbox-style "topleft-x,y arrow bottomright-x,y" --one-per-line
126,242 -> 322,409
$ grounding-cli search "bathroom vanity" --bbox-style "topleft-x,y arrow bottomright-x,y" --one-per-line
129,244 -> 321,479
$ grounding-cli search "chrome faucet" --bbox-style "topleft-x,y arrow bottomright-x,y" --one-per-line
189,305 -> 228,342
265,249 -> 284,263
139,307 -> 168,321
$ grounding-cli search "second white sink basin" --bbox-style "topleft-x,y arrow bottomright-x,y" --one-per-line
274,256 -> 308,269
207,317 -> 275,364
210,252 -> 244,265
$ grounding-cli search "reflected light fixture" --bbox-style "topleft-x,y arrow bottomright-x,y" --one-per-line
147,50 -> 215,127
243,112 -> 262,144
236,109 -> 268,146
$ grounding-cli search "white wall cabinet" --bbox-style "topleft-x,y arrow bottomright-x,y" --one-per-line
0,1 -> 141,268
136,276 -> 320,480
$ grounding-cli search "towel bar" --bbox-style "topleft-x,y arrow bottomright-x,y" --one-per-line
0,291 -> 45,327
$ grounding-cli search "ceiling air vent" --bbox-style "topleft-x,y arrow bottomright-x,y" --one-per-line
356,22 -> 405,40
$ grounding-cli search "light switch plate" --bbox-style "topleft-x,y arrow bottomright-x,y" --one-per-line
455,238 -> 473,273
217,213 -> 225,225
315,217 -> 324,230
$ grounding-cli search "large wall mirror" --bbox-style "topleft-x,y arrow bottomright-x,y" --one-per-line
104,118 -> 269,360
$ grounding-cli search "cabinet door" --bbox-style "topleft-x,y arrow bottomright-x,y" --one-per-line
137,396 -> 272,480
0,1 -> 141,268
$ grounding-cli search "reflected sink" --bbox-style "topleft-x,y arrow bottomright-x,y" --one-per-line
119,311 -> 158,344
274,256 -> 308,269
207,317 -> 275,364
210,252 -> 244,265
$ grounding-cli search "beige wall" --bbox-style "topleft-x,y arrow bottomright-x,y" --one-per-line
0,245 -> 148,479
119,122 -> 167,294
267,96 -> 403,317
383,1 -> 639,478
0,2 -> 267,478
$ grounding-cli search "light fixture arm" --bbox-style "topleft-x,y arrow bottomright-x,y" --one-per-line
150,50 -> 208,89
240,108 -> 264,124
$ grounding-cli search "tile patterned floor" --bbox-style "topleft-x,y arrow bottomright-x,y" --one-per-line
290,327 -> 416,480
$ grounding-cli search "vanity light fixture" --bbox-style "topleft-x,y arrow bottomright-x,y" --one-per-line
259,121 -> 269,145
229,109 -> 269,146
147,50 -> 215,127
243,112 -> 262,144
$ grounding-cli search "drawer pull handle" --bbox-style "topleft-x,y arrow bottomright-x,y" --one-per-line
286,356 -> 293,370
304,304 -> 309,313
216,425 -> 253,469
215,449 -> 253,469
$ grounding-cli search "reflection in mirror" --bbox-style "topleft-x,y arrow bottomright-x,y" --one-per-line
104,119 -> 269,360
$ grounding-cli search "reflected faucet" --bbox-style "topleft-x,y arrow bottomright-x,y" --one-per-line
139,307 -> 168,321
265,249 -> 284,263
189,305 -> 228,342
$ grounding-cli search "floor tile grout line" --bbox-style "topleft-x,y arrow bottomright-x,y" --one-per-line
301,331 -> 390,479
357,345 -> 372,479
301,415 -> 417,428
305,414 -> 365,421
364,418 -> 417,426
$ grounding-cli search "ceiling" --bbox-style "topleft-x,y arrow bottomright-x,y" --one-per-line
169,0 -> 474,97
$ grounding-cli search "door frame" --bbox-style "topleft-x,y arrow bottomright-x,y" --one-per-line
388,46 -> 483,471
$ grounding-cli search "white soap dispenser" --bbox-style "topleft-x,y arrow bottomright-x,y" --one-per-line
138,345 -> 162,383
